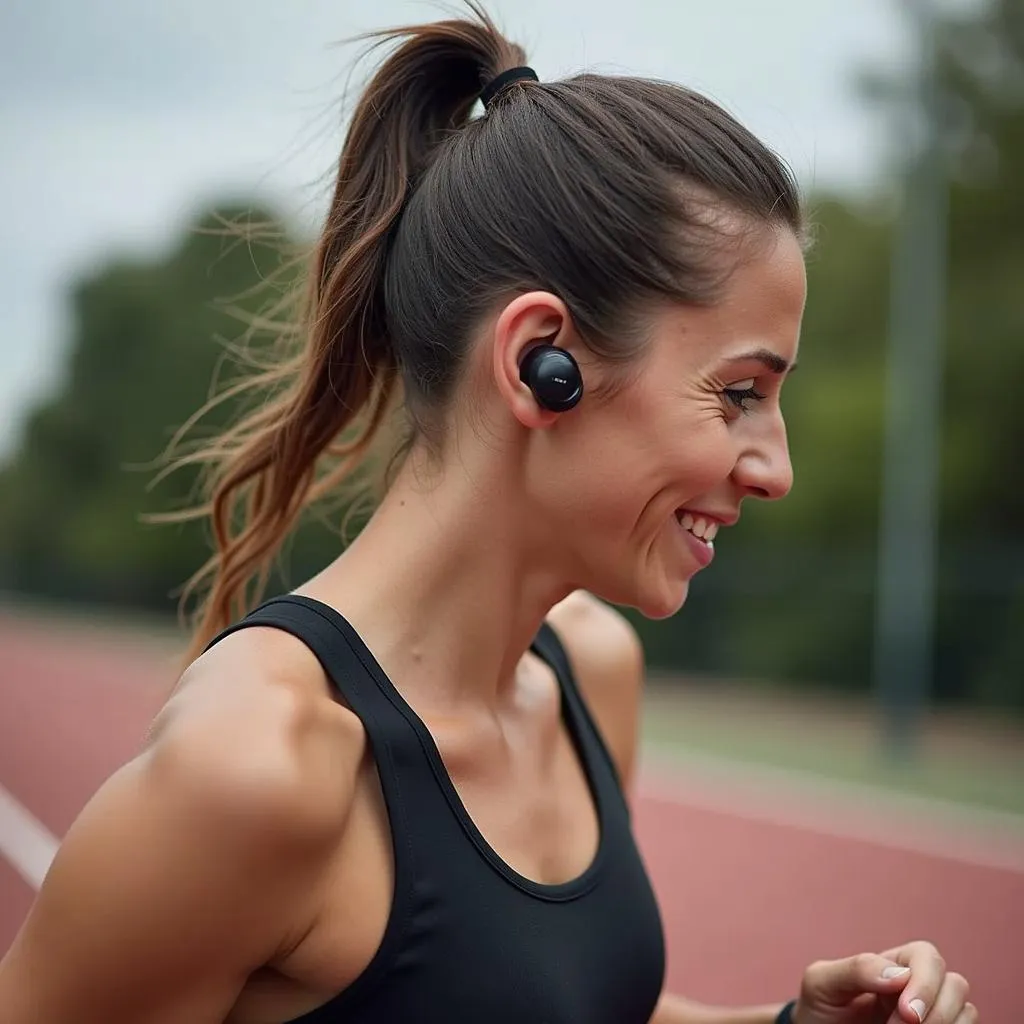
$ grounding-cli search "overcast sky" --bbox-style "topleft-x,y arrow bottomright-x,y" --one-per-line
0,0 -> 926,458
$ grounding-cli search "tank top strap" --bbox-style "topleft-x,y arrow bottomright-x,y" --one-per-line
206,594 -> 387,723
202,594 -> 432,840
530,621 -> 626,797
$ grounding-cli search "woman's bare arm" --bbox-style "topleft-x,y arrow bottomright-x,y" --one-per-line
0,633 -> 360,1024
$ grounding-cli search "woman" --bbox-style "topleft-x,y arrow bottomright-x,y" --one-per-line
0,9 -> 975,1024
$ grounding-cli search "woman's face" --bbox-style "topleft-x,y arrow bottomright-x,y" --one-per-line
536,226 -> 807,619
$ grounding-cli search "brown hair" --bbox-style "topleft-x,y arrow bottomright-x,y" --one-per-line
172,3 -> 804,663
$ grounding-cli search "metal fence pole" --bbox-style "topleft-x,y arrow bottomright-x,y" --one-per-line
873,0 -> 950,762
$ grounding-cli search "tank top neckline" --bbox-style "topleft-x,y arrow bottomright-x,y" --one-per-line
280,593 -> 610,901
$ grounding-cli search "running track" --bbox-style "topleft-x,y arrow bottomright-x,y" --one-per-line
1,613 -> 1022,1018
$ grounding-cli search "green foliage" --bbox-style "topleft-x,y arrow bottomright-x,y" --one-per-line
0,0 -> 1021,709
0,204 -> 336,611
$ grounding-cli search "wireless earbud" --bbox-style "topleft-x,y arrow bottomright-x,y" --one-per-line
518,345 -> 583,412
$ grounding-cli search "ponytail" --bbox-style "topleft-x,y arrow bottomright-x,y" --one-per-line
172,5 -> 526,663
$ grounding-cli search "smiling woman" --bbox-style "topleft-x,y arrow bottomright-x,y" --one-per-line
0,5 -> 976,1024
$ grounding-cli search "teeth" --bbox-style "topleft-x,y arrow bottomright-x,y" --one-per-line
677,510 -> 720,545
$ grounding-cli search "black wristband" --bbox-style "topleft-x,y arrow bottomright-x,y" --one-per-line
775,1000 -> 797,1024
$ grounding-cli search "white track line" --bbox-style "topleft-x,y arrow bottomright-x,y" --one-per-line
637,749 -> 1024,874
0,784 -> 58,889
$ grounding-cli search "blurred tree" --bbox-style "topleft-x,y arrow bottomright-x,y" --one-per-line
930,0 -> 1024,705
0,204 -> 336,613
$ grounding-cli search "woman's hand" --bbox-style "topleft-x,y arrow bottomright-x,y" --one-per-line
794,941 -> 975,1024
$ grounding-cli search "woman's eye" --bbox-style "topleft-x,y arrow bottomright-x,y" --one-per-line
723,379 -> 766,413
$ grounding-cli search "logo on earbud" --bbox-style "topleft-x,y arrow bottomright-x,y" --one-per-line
518,345 -> 584,413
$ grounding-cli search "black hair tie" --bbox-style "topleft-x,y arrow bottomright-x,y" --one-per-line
479,66 -> 539,108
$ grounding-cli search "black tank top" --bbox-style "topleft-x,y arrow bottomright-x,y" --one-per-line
211,595 -> 665,1023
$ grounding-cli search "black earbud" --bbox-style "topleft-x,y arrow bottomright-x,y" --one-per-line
518,345 -> 583,412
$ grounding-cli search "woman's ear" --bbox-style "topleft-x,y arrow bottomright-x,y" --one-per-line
490,291 -> 575,429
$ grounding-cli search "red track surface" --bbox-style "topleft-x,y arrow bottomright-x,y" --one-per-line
1,614 -> 1021,1018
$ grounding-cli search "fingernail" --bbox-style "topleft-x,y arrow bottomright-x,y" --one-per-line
909,998 -> 927,1021
882,965 -> 910,979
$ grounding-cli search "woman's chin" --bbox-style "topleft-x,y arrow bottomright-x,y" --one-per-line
583,562 -> 691,620
636,580 -> 690,621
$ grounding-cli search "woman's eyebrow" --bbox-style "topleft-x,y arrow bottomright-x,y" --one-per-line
724,348 -> 795,374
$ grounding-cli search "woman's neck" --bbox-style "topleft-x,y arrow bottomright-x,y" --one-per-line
304,443 -> 572,710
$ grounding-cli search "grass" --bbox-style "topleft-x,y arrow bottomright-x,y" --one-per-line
641,676 -> 1024,818
0,591 -> 187,648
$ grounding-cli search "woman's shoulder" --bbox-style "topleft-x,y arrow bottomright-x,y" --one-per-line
546,591 -> 643,666
150,622 -> 367,838
545,591 -> 645,790
0,624 -> 365,1021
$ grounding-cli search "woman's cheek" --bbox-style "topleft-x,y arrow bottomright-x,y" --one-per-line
675,428 -> 737,492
